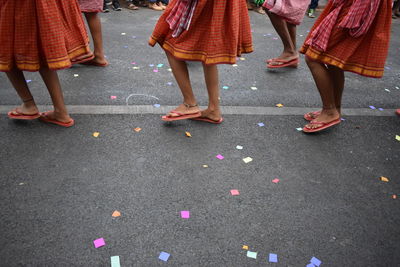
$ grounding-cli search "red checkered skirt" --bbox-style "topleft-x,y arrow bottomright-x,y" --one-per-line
300,0 -> 392,78
149,0 -> 253,65
0,0 -> 93,72
78,0 -> 103,13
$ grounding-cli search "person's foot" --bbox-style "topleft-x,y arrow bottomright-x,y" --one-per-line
157,2 -> 166,10
148,2 -> 163,10
112,1 -> 122,11
198,108 -> 222,122
40,110 -> 72,124
9,102 -> 39,117
268,51 -> 299,66
303,109 -> 340,131
254,6 -> 265,14
166,103 -> 200,118
103,7 -> 110,12
127,3 -> 139,10
308,8 -> 316,18
87,55 -> 108,66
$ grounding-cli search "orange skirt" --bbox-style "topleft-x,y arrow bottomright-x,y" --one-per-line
300,0 -> 392,78
0,0 -> 93,72
149,0 -> 253,65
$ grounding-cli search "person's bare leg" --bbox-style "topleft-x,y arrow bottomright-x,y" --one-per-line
327,65 -> 345,114
266,11 -> 298,62
84,12 -> 108,65
39,68 -> 72,123
200,63 -> 222,121
6,67 -> 39,115
165,52 -> 200,116
287,22 -> 297,55
304,57 -> 340,129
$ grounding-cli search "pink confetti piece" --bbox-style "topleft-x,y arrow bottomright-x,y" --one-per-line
110,96 -> 117,99
93,238 -> 105,248
131,62 -> 136,65
181,210 -> 190,219
216,154 -> 224,160
230,189 -> 240,196
272,178 -> 280,184
153,69 -> 159,73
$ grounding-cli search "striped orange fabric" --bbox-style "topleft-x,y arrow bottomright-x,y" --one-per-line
0,0 -> 93,72
300,0 -> 392,78
149,0 -> 253,65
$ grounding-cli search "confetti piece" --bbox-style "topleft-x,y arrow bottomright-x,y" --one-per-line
272,178 -> 280,183
296,127 -> 303,131
369,105 -> 376,110
222,86 -> 229,90
111,256 -> 121,267
392,194 -> 397,199
310,257 -> 322,266
230,189 -> 240,196
153,69 -> 159,73
134,127 -> 142,132
232,64 -> 238,67
181,210 -> 190,219
159,252 -> 170,262
276,103 -> 284,108
250,86 -> 258,90
243,157 -> 253,163
167,68 -> 172,72
121,32 -> 126,35
272,37 -> 278,40
380,176 -> 389,182
149,64 -> 154,67
240,57 -> 246,61
26,80 -> 32,83
110,96 -> 117,99
132,67 -> 140,70
153,104 -> 161,108
167,82 -> 173,85
203,165 -> 208,168
378,108 -> 384,111
93,238 -> 105,248
247,251 -> 257,259
242,245 -> 249,250
396,86 -> 399,90
123,46 -> 128,48
157,64 -> 164,68
269,253 -> 278,263
396,135 -> 400,141
93,132 -> 100,138
132,35 -> 137,39
74,74 -> 79,77
306,264 -> 315,267
19,183 -> 25,186
216,154 -> 224,160
236,145 -> 243,150
384,88 -> 391,92
131,62 -> 136,65
185,131 -> 192,137
257,122 -> 265,127
112,210 -> 121,217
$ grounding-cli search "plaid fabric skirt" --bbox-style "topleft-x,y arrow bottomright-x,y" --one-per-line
149,0 -> 253,65
0,0 -> 93,72
300,0 -> 392,78
263,0 -> 310,25
78,0 -> 103,13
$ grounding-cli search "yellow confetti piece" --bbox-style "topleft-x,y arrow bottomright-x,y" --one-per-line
203,165 -> 208,168
242,245 -> 249,250
112,210 -> 121,217
185,131 -> 192,137
167,68 -> 172,72
243,157 -> 253,163
73,74 -> 79,77
232,64 -> 238,67
134,127 -> 142,132
276,103 -> 284,108
380,176 -> 389,182
132,67 -> 140,70
93,132 -> 100,138
240,57 -> 246,61
396,135 -> 400,141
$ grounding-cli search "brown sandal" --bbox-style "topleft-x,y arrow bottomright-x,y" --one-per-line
127,3 -> 139,10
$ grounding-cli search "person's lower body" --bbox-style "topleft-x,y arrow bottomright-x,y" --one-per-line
111,0 -> 122,11
302,57 -> 344,132
163,52 -> 222,122
392,0 -> 400,18
307,0 -> 319,17
148,0 -> 164,10
265,11 -> 299,68
126,0 -> 139,10
83,12 -> 109,66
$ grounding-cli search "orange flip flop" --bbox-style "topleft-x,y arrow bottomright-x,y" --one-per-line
267,58 -> 299,69
303,118 -> 341,133
191,117 -> 224,124
304,110 -> 321,121
8,110 -> 40,120
162,111 -> 201,122
39,111 -> 74,127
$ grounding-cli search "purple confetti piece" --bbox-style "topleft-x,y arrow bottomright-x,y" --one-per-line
167,82 -> 173,85
378,108 -> 384,111
257,122 -> 265,127
369,106 -> 376,110
310,257 -> 322,266
149,64 -> 154,67
26,80 -> 32,83
340,118 -> 345,121
123,46 -> 128,48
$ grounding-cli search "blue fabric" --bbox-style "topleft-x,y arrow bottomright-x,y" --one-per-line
309,0 -> 319,9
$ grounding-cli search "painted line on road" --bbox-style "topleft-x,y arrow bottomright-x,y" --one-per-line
0,105 -> 396,116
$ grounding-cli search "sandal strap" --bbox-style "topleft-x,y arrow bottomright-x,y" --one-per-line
183,102 -> 198,108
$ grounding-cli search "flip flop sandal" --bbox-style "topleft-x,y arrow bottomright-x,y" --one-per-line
191,117 -> 224,124
39,111 -> 75,127
127,3 -> 139,10
80,60 -> 109,67
267,58 -> 299,69
162,111 -> 201,122
302,118 -> 341,133
8,110 -> 40,120
304,110 -> 321,121
265,58 -> 278,63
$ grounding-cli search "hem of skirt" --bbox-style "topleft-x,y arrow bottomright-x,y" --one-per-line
149,36 -> 253,65
300,45 -> 384,78
0,47 -> 94,72
80,8 -> 103,13
263,4 -> 301,25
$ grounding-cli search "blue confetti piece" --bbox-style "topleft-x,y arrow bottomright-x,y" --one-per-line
310,257 -> 322,266
153,104 -> 161,108
132,36 -> 137,39
269,253 -> 278,263
26,80 -> 32,83
369,106 -> 376,110
340,118 -> 345,121
385,66 -> 391,70
222,86 -> 229,90
378,108 -> 384,111
123,46 -> 128,48
159,252 -> 170,262
149,64 -> 154,67
257,122 -> 265,127
167,82 -> 173,85
157,64 -> 164,68
306,264 -> 315,267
